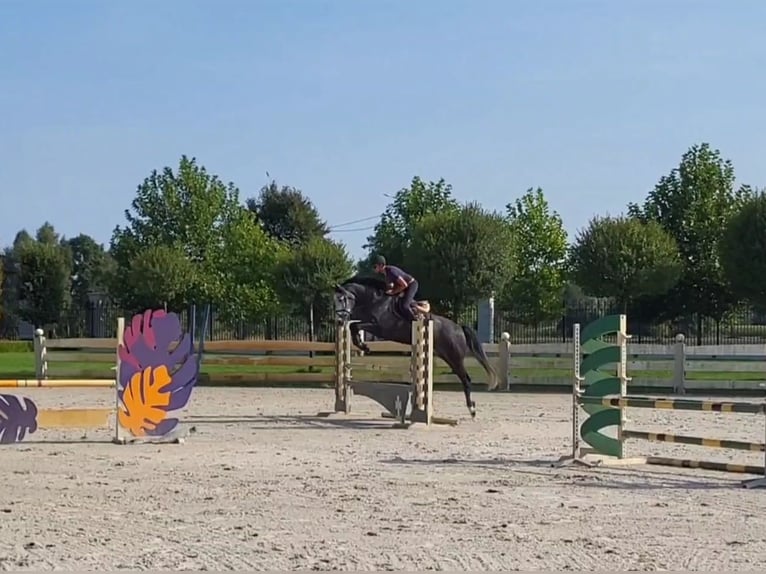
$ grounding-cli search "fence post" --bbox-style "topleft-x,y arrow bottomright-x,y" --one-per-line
673,333 -> 686,395
34,328 -> 47,380
477,296 -> 495,344
498,331 -> 511,390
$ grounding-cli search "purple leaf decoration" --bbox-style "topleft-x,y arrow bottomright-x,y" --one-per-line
148,416 -> 180,437
117,309 -> 199,437
0,394 -> 38,444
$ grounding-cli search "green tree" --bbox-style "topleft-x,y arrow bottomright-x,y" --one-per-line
17,235 -> 72,333
110,155 -> 282,319
246,181 -> 329,246
720,191 -> 766,308
35,222 -> 60,245
628,142 -> 754,322
502,187 -> 568,329
568,215 -> 682,312
65,234 -> 115,305
363,176 -> 460,268
276,236 -> 355,339
0,231 -> 34,336
12,230 -> 34,251
406,202 -> 514,317
209,205 -> 286,320
122,245 -> 198,312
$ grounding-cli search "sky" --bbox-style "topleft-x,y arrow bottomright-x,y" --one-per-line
2,0 -> 765,261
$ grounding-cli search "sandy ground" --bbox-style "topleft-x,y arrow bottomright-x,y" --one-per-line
2,386 -> 766,571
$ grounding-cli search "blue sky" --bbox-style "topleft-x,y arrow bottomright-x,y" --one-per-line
2,0 -> 765,260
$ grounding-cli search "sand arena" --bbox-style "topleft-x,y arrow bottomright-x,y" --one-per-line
1,387 -> 765,571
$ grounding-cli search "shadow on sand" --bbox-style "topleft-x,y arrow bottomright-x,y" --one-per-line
185,413 -> 412,431
380,454 -> 751,490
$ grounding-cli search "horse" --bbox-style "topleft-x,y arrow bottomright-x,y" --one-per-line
333,275 -> 498,418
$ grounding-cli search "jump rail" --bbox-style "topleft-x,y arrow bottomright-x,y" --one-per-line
319,318 -> 457,427
557,314 -> 766,489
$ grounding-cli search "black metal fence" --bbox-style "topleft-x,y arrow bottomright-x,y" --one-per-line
494,308 -> 766,345
5,300 -> 766,346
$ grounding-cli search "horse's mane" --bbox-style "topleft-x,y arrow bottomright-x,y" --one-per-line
340,274 -> 388,292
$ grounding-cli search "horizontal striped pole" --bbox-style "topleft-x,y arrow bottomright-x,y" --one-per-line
37,408 -> 113,428
578,395 -> 766,415
646,456 -> 765,476
0,379 -> 115,388
622,429 -> 765,452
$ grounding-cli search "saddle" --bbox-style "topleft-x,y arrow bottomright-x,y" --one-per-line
393,297 -> 431,320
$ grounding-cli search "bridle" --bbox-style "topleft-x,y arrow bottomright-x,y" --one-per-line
334,286 -> 355,320
334,282 -> 387,321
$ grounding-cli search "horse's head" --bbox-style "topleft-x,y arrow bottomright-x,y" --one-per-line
333,283 -> 356,320
333,275 -> 388,319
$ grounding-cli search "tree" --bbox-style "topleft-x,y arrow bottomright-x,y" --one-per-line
246,181 -> 329,247
110,156 -> 282,319
0,231 -> 35,337
720,191 -> 766,308
35,222 -> 60,246
628,142 -> 754,321
363,176 -> 460,267
17,236 -> 72,333
209,205 -> 286,320
12,230 -> 34,252
406,202 -> 514,317
122,245 -> 198,312
276,237 -> 355,339
65,234 -> 115,305
568,215 -> 682,312
502,187 -> 568,328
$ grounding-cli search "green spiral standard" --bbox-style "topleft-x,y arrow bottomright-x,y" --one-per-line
577,314 -> 629,458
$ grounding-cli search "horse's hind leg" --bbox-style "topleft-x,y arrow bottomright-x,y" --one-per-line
441,355 -> 476,418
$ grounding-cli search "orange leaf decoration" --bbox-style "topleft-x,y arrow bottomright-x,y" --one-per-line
118,365 -> 173,437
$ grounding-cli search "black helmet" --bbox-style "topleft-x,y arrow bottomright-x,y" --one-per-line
373,255 -> 386,266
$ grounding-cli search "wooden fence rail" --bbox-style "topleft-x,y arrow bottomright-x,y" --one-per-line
31,330 -> 766,393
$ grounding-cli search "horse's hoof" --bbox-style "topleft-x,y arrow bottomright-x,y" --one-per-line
468,401 -> 476,418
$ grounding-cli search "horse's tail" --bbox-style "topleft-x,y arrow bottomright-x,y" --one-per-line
461,325 -> 498,390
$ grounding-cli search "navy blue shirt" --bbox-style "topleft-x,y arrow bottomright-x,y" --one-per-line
385,265 -> 413,285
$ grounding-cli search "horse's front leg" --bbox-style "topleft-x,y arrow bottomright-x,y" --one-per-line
349,322 -> 375,354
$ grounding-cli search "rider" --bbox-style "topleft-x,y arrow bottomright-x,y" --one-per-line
373,255 -> 419,321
